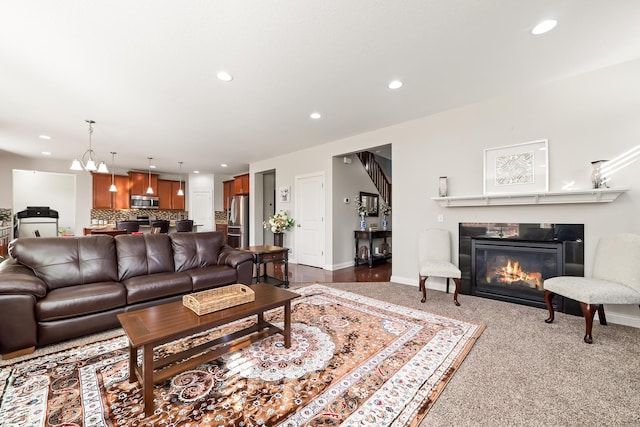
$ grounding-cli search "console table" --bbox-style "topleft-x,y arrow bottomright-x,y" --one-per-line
354,230 -> 392,268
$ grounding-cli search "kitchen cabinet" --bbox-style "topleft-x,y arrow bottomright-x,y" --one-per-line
158,179 -> 185,210
113,175 -> 130,209
234,173 -> 250,195
215,223 -> 228,240
129,171 -> 158,196
92,173 -> 130,209
223,179 -> 235,210
92,173 -> 113,209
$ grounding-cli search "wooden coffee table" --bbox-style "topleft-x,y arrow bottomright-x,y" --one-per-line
117,284 -> 299,415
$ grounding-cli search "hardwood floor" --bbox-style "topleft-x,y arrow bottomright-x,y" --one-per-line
260,261 -> 392,284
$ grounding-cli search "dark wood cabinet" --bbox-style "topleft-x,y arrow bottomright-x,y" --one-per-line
158,179 -> 186,210
92,173 -> 113,209
223,179 -> 235,211
129,171 -> 158,196
215,223 -> 228,241
113,175 -> 130,209
92,173 -> 130,209
234,173 -> 250,195
172,181 -> 185,210
158,179 -> 172,209
354,230 -> 392,268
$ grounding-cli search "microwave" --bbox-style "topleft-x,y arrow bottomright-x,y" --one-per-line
130,195 -> 159,209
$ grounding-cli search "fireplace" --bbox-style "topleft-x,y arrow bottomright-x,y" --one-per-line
459,223 -> 584,315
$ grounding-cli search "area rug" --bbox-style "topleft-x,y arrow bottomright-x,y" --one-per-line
0,284 -> 484,426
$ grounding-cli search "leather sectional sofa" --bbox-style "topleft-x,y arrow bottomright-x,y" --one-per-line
0,231 -> 255,359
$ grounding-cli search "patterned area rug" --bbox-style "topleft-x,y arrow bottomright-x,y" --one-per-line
0,284 -> 484,426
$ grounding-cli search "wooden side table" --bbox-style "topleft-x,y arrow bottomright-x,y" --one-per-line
240,245 -> 290,288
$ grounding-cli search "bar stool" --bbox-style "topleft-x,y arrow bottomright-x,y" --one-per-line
116,221 -> 140,234
175,220 -> 193,232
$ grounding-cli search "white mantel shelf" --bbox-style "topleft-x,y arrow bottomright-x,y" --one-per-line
432,188 -> 629,207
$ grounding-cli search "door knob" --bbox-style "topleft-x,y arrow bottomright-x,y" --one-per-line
297,224 -> 301,227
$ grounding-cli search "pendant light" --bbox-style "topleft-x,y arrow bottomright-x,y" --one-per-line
177,161 -> 184,196
70,120 -> 108,173
146,157 -> 154,194
109,152 -> 118,192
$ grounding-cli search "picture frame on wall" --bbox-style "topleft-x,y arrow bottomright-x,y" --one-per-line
279,185 -> 291,203
483,139 -> 549,195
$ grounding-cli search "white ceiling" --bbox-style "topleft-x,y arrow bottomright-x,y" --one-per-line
2,1 -> 640,176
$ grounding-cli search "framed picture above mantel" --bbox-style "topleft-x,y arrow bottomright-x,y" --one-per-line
483,139 -> 549,195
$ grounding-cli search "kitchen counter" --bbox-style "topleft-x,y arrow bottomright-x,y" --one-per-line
84,222 -> 198,235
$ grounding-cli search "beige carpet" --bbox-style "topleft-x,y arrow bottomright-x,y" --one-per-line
296,282 -> 640,426
0,284 -> 484,426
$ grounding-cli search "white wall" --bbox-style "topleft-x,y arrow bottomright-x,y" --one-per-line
250,59 -> 640,327
13,169 -> 76,234
0,152 -> 93,236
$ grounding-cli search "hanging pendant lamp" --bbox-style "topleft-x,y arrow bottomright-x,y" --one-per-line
109,152 -> 118,192
70,120 -> 108,173
146,157 -> 154,194
177,161 -> 184,196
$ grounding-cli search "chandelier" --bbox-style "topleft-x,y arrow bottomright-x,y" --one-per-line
70,120 -> 108,173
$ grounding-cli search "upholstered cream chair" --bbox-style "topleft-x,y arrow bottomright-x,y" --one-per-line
543,233 -> 640,343
418,228 -> 461,306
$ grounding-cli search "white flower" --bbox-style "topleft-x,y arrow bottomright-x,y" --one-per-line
263,210 -> 295,233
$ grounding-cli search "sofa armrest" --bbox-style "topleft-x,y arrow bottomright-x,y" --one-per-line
0,273 -> 47,297
218,244 -> 255,268
0,261 -> 47,297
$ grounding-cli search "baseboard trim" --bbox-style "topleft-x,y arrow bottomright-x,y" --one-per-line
601,311 -> 640,328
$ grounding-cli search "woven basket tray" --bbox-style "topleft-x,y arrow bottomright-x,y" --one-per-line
182,284 -> 255,315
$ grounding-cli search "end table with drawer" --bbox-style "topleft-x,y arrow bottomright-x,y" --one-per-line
240,245 -> 290,288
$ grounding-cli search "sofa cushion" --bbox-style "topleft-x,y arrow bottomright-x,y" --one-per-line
122,271 -> 192,304
188,265 -> 238,291
171,232 -> 224,271
36,281 -> 126,321
10,236 -> 118,290
115,234 -> 175,281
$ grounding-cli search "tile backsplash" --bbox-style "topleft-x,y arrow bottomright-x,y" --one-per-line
91,209 -> 188,223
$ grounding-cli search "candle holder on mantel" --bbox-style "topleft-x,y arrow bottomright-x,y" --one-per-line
590,160 -> 608,189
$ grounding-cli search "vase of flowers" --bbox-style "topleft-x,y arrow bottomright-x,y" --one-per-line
380,200 -> 391,230
263,210 -> 295,246
354,195 -> 370,230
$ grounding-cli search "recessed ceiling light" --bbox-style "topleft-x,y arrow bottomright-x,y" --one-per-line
193,170 -> 200,174
388,80 -> 403,90
41,151 -> 51,155
221,164 -> 228,167
310,112 -> 322,119
217,71 -> 233,82
531,19 -> 557,35
39,135 -> 51,140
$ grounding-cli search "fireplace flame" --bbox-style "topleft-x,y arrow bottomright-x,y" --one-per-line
495,259 -> 543,290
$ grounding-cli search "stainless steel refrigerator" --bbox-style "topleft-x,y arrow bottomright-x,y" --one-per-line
227,195 -> 249,248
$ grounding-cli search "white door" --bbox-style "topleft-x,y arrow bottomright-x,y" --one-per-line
295,173 -> 325,267
191,190 -> 213,232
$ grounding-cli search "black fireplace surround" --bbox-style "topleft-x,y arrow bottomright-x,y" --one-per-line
459,223 -> 584,316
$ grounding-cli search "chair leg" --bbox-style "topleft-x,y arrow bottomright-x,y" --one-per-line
597,305 -> 607,325
543,290 -> 555,324
445,278 -> 450,294
419,276 -> 427,303
452,278 -> 461,306
580,302 -> 599,344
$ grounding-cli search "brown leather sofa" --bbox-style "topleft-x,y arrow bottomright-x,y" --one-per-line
0,231 -> 254,359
